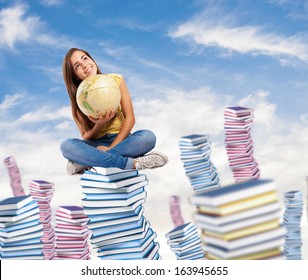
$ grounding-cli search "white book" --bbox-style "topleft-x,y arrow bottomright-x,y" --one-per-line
97,231 -> 156,257
82,191 -> 146,207
92,221 -> 150,248
196,210 -> 281,233
90,166 -> 130,175
80,174 -> 147,189
0,196 -> 33,211
202,226 -> 285,250
83,199 -> 145,215
90,218 -> 146,244
88,207 -> 144,229
81,169 -> 138,183
0,224 -> 43,238
138,242 -> 160,260
204,236 -> 284,259
191,179 -> 276,207
1,243 -> 44,252
193,202 -> 281,226
0,230 -> 43,243
82,180 -> 148,194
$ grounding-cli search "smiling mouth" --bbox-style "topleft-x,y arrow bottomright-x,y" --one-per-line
85,66 -> 93,74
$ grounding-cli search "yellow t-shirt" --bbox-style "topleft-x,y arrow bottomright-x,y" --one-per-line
95,73 -> 125,139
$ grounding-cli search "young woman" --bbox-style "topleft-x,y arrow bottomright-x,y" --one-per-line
60,48 -> 168,175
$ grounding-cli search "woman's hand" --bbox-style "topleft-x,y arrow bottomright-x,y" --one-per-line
88,110 -> 117,127
97,145 -> 110,152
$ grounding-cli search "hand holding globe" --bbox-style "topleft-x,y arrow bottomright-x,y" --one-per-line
88,109 -> 117,126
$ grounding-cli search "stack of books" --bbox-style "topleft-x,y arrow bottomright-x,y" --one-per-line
3,156 -> 25,196
224,106 -> 260,182
169,195 -> 185,227
165,222 -> 204,260
29,180 -> 55,259
191,179 -> 285,260
178,134 -> 220,192
0,195 -> 44,259
54,206 -> 91,260
283,190 -> 303,260
80,167 -> 160,260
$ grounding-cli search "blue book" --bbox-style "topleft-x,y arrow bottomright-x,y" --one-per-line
0,200 -> 38,216
0,213 -> 40,228
81,169 -> 138,183
0,207 -> 40,223
80,174 -> 147,189
0,236 -> 42,247
0,223 -> 43,238
179,134 -> 209,143
98,228 -> 154,251
82,179 -> 148,194
90,218 -> 146,244
91,217 -> 145,237
0,195 -> 33,211
1,242 -> 43,252
92,221 -> 151,248
165,222 -> 196,239
97,230 -> 156,257
82,191 -> 146,207
83,187 -> 145,200
88,206 -> 143,229
0,229 -> 43,243
0,219 -> 40,233
191,179 -> 275,206
98,240 -> 156,260
0,248 -> 43,258
83,198 -> 145,215
88,205 -> 142,223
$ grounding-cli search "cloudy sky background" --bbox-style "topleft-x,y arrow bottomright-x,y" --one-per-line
0,0 -> 308,259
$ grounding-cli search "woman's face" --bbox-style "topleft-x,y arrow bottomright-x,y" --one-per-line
70,50 -> 98,80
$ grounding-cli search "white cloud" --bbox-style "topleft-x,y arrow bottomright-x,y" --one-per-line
0,93 -> 25,111
40,0 -> 64,6
300,113 -> 308,124
0,4 -> 73,50
169,10 -> 308,63
0,4 -> 40,49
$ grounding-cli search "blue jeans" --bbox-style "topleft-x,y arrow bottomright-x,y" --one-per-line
60,129 -> 156,170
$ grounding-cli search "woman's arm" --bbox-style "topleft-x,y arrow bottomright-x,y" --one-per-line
80,111 -> 117,140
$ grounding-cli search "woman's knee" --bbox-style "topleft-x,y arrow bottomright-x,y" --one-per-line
60,138 -> 76,154
138,130 -> 156,149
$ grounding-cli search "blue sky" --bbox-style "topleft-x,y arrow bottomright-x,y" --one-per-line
0,0 -> 308,259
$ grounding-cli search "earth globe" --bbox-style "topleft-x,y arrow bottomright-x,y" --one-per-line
76,74 -> 121,118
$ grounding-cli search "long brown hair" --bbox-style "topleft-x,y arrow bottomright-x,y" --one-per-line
62,48 -> 102,132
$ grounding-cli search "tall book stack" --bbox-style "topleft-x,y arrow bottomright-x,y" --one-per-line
283,190 -> 303,260
54,206 -> 91,260
191,179 -> 285,260
224,106 -> 260,182
0,195 -> 44,259
29,180 -> 55,259
3,156 -> 25,196
80,167 -> 160,260
165,222 -> 204,260
178,134 -> 220,193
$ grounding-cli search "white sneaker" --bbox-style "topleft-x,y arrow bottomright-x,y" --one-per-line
135,151 -> 168,170
67,160 -> 91,175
